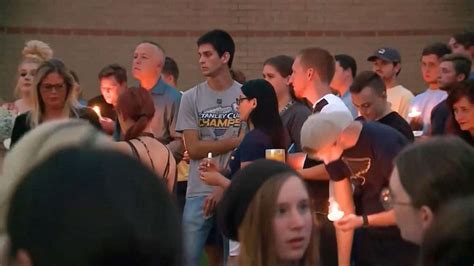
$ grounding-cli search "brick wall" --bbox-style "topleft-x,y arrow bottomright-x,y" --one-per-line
0,0 -> 473,101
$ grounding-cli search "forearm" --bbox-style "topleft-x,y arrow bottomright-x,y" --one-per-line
167,138 -> 185,162
367,210 -> 396,227
336,229 -> 354,266
298,164 -> 330,181
217,176 -> 231,189
188,137 -> 239,160
334,178 -> 355,266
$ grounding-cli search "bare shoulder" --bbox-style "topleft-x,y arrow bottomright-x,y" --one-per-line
113,141 -> 134,155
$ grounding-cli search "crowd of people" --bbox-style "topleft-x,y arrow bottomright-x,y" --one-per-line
0,28 -> 472,266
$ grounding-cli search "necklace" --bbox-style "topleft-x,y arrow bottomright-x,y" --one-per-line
279,99 -> 295,115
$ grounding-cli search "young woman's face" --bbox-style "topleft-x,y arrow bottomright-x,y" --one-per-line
262,64 -> 290,100
453,96 -> 474,134
273,176 -> 312,262
39,72 -> 68,110
236,93 -> 255,121
17,62 -> 39,97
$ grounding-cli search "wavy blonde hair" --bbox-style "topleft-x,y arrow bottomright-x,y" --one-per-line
0,120 -> 112,238
28,59 -> 79,128
14,40 -> 53,98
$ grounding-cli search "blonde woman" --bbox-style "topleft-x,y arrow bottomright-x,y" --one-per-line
10,59 -> 100,147
3,40 -> 53,115
0,119 -> 112,264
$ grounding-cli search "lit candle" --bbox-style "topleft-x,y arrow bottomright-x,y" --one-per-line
92,106 -> 102,119
408,107 -> 423,137
408,107 -> 421,118
207,152 -> 212,167
265,149 -> 286,162
327,198 -> 344,222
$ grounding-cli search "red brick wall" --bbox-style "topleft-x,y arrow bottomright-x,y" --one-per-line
0,0 -> 473,101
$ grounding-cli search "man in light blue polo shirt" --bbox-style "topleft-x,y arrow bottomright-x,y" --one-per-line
127,41 -> 183,161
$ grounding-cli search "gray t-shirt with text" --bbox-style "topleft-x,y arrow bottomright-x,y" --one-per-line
176,81 -> 241,197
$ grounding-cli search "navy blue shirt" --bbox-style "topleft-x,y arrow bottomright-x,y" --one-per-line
325,122 -> 417,265
228,129 -> 276,177
325,122 -> 407,214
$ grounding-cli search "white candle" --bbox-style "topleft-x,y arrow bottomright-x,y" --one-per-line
207,152 -> 212,167
327,198 -> 344,222
92,106 -> 102,119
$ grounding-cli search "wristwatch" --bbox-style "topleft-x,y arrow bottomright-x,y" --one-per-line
362,214 -> 369,228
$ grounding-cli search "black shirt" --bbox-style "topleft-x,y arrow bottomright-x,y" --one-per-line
430,100 -> 450,135
11,107 -> 101,147
357,112 -> 414,142
280,101 -> 311,152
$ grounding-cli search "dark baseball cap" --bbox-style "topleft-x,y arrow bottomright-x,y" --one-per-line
367,47 -> 401,63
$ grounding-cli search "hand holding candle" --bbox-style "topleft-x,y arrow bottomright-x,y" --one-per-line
198,153 -> 219,173
92,106 -> 102,119
408,107 -> 423,137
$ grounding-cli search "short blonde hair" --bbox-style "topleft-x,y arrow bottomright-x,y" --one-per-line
14,40 -> 54,98
0,120 -> 112,236
28,59 -> 79,128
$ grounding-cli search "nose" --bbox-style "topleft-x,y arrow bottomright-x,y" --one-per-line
289,209 -> 305,230
289,73 -> 294,84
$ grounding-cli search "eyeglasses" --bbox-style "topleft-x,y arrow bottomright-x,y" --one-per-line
40,83 -> 66,92
236,97 -> 249,105
380,188 -> 412,210
20,71 -> 35,77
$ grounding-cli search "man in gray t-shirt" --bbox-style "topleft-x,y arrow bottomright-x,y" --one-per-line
176,29 -> 243,266
177,81 -> 241,196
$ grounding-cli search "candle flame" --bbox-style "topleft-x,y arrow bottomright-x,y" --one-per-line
327,198 -> 344,222
92,106 -> 102,119
408,107 -> 421,118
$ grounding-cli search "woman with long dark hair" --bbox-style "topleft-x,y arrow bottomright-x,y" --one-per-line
115,87 -> 176,192
199,79 -> 289,262
229,79 -> 288,175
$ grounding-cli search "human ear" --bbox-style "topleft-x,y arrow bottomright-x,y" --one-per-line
420,205 -> 434,232
221,52 -> 230,64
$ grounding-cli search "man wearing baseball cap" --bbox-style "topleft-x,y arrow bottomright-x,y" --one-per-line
301,111 -> 419,266
368,47 -> 414,118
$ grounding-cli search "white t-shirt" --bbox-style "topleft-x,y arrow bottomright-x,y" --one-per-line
409,88 -> 447,134
314,93 -> 352,114
386,85 -> 414,119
